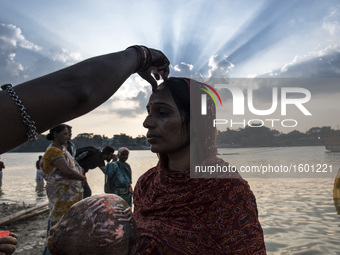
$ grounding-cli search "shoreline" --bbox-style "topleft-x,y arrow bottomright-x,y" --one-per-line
0,202 -> 48,254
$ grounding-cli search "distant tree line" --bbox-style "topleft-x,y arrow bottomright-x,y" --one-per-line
9,126 -> 340,152
217,125 -> 340,148
10,133 -> 149,152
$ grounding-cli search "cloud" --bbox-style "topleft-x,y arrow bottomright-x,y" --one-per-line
171,62 -> 201,78
93,76 -> 152,118
322,7 -> 340,36
114,90 -> 150,117
210,56 -> 340,130
170,54 -> 235,82
213,43 -> 340,112
0,23 -> 82,84
0,23 -> 42,51
173,62 -> 193,73
0,23 -> 41,82
261,45 -> 340,78
207,55 -> 234,78
217,48 -> 340,113
49,48 -> 82,65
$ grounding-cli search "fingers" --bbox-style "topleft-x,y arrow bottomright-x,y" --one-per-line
149,48 -> 170,76
157,66 -> 170,81
153,73 -> 160,81
138,72 -> 158,92
137,47 -> 170,91
0,244 -> 16,255
138,67 -> 169,92
0,236 -> 18,254
8,233 -> 17,239
0,236 -> 17,245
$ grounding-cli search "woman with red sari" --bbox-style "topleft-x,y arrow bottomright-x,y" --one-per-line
133,78 -> 266,254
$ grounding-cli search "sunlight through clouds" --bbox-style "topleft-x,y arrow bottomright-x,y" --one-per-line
207,55 -> 234,78
0,0 -> 339,136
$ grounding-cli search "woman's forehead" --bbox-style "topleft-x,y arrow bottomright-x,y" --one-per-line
147,86 -> 175,106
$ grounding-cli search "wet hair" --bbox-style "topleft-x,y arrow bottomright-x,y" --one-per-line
46,124 -> 67,140
161,77 -> 190,132
102,146 -> 115,155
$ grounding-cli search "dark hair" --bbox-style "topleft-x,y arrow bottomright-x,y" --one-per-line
65,124 -> 72,132
46,124 -> 67,140
102,146 -> 115,155
161,78 -> 190,131
36,156 -> 42,168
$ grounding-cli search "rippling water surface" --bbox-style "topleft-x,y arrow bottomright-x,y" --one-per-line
1,147 -> 339,254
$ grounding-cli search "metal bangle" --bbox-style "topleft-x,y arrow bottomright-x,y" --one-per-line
1,83 -> 38,141
126,45 -> 152,72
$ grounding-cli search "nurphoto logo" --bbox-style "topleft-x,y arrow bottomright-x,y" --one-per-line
200,80 -> 312,129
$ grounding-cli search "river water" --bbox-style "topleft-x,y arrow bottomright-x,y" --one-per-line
1,146 -> 339,254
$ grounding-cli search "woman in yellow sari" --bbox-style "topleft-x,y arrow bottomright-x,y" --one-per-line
42,124 -> 86,254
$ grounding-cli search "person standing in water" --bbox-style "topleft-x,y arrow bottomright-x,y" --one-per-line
0,156 -> 4,188
42,124 -> 86,255
105,147 -> 133,206
35,155 -> 44,182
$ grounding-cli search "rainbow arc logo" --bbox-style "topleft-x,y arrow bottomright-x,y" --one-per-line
199,84 -> 222,115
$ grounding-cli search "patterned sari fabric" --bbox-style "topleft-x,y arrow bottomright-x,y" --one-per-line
106,161 -> 133,207
133,78 -> 266,254
42,146 -> 83,227
133,157 -> 266,255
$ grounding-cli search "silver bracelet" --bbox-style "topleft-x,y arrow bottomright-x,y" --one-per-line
1,83 -> 38,141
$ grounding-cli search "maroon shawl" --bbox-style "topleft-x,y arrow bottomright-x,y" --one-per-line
133,156 -> 266,255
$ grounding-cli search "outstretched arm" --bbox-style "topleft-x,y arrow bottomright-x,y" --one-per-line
0,47 -> 169,154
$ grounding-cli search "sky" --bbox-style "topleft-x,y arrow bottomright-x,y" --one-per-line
0,0 -> 339,138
